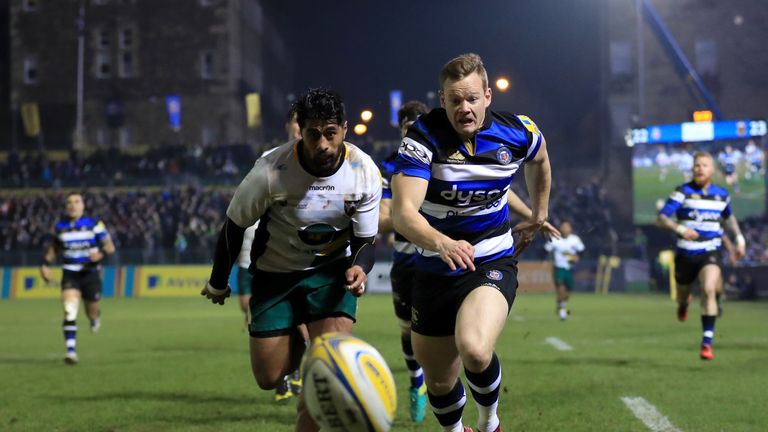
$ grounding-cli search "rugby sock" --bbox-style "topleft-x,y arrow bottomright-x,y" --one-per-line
702,315 -> 716,346
465,352 -> 501,432
428,380 -> 466,432
63,320 -> 77,353
401,335 -> 424,389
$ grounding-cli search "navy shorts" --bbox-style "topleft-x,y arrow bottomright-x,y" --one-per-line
411,256 -> 518,337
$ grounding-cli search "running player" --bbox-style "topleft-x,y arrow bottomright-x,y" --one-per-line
40,192 -> 115,365
234,107 -> 305,403
676,150 -> 694,182
718,145 -> 740,193
655,147 -> 671,182
544,220 -> 585,320
201,88 -> 381,431
744,140 -> 764,180
392,53 -> 552,432
657,152 -> 746,360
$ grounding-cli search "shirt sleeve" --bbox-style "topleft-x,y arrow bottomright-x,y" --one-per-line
226,159 -> 271,228
544,241 -> 554,252
659,188 -> 684,217
381,175 -> 392,200
93,220 -> 110,242
574,236 -> 585,252
722,196 -> 732,218
351,159 -> 383,238
517,115 -> 544,162
394,135 -> 433,180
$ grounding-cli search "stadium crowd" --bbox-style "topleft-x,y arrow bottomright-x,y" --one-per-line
0,144 -> 256,188
0,188 -> 230,263
2,143 -> 765,265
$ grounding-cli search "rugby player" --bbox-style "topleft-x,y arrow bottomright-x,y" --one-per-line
657,152 -> 746,360
40,192 -> 115,365
234,107 -> 306,403
392,53 -> 552,432
544,220 -> 584,320
202,88 -> 381,431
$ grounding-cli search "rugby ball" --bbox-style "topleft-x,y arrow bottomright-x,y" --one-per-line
303,332 -> 397,432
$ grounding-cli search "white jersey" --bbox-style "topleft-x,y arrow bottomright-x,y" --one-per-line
236,146 -> 279,269
237,224 -> 257,268
656,152 -> 670,166
678,152 -> 694,171
544,234 -> 585,270
227,140 -> 382,272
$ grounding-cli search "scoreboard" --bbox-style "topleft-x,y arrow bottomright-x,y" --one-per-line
627,119 -> 767,146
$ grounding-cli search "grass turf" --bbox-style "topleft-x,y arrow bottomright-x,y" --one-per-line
1,293 -> 766,431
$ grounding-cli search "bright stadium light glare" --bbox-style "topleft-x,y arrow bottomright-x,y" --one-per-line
495,77 -> 510,92
353,123 -> 368,135
360,110 -> 373,122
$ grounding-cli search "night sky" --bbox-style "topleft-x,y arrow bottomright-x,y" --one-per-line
267,0 -> 601,145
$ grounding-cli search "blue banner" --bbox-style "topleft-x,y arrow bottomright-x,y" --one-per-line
628,119 -> 767,145
389,90 -> 402,127
166,95 -> 182,131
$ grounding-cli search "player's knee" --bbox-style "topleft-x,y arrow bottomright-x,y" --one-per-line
63,298 -> 79,322
251,368 -> 282,390
457,342 -> 493,372
424,376 -> 457,396
701,285 -> 718,299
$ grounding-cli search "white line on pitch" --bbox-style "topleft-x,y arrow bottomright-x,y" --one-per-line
544,336 -> 573,351
621,396 -> 682,432
511,315 -> 525,322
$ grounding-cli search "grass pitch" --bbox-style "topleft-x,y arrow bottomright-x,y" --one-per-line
1,293 -> 767,431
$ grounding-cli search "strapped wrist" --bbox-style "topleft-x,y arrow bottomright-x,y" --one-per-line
205,281 -> 229,296
675,225 -> 687,236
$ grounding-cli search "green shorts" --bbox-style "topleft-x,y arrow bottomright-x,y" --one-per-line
554,267 -> 573,290
249,259 -> 357,337
237,266 -> 252,296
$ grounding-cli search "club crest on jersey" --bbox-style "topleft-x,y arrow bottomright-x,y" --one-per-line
496,147 -> 512,165
297,223 -> 338,245
486,269 -> 503,281
691,193 -> 701,199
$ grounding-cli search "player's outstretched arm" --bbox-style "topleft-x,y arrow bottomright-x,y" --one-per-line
40,244 -> 56,282
724,215 -> 746,260
91,236 -> 116,263
346,234 -> 376,297
392,173 -> 475,271
656,213 -> 698,241
514,137 -> 551,257
378,198 -> 394,234
507,191 -> 561,239
202,218 -> 245,305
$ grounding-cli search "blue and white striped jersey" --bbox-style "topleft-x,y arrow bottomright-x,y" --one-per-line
718,151 -> 739,174
380,151 -> 417,265
394,108 -> 543,274
659,182 -> 731,256
53,216 -> 110,272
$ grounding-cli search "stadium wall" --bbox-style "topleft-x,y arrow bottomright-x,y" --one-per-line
14,260 -> 757,300
0,265 -> 236,300
0,262 -> 565,300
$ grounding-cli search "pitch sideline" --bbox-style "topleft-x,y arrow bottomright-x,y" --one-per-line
621,396 -> 682,432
